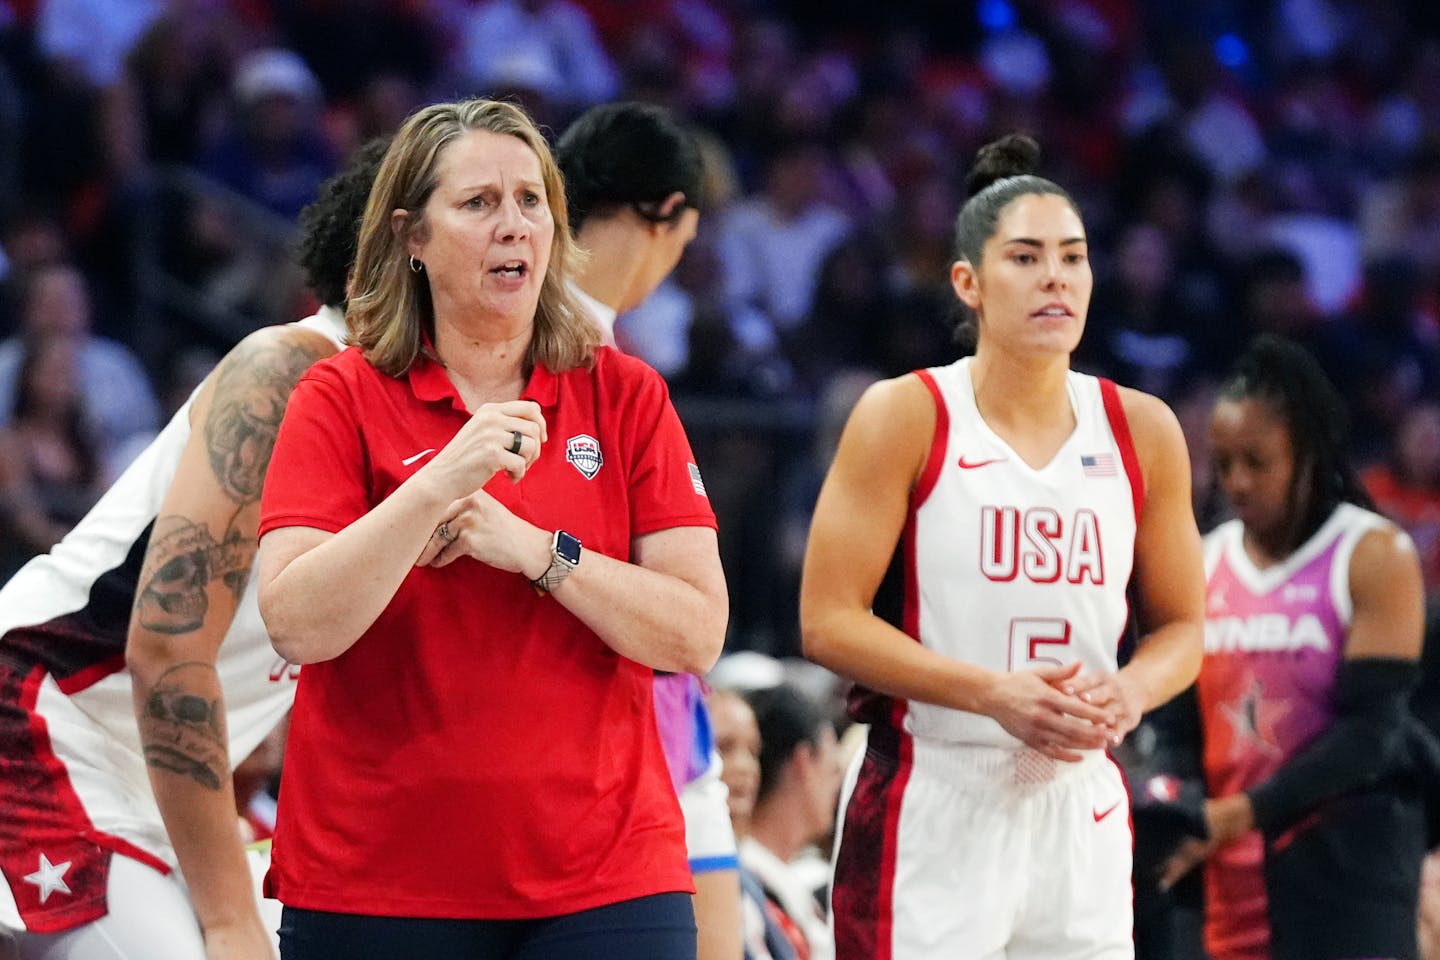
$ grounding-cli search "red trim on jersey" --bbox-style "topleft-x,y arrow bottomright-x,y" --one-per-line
892,509 -> 921,732
885,369 -> 947,731
89,835 -> 171,876
25,667 -> 94,834
912,369 -> 949,509
54,653 -> 126,696
1098,379 -> 1144,522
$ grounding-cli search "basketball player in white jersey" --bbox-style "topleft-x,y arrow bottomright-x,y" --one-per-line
800,133 -> 1206,959
0,139 -> 387,960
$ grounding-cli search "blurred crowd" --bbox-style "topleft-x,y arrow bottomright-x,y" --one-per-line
0,0 -> 1438,647
2,3 -> 1440,958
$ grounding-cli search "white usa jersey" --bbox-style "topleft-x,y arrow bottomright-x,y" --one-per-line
0,308 -> 345,934
850,357 -> 1145,748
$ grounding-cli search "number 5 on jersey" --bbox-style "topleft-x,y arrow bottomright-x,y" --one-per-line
1009,617 -> 1072,669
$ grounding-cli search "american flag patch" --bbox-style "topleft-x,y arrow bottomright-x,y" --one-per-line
1081,453 -> 1117,477
688,462 -> 708,496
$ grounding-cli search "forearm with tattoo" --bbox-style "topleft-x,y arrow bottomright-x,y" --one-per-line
131,330 -> 330,788
139,662 -> 228,790
134,516 -> 254,633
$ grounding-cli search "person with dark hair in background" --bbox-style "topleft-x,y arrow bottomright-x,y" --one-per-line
0,336 -> 104,577
256,98 -> 726,960
557,100 -> 701,347
557,100 -> 741,960
708,687 -> 797,960
0,263 -> 159,463
0,138 -> 387,960
1159,334 -> 1429,960
740,683 -> 841,960
800,133 -> 1206,958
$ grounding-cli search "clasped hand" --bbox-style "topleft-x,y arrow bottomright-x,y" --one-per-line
425,400 -> 546,490
989,661 -> 1143,763
414,401 -> 549,573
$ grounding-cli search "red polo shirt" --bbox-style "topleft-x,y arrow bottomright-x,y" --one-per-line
258,344 -> 714,919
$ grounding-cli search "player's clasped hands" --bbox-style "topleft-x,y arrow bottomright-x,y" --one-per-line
987,661 -> 1121,763
1057,667 -> 1144,743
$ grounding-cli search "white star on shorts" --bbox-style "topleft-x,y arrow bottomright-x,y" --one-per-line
23,853 -> 72,904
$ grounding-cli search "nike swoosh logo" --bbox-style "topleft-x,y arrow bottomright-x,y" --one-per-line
401,448 -> 437,466
1093,800 -> 1122,823
957,456 -> 1006,470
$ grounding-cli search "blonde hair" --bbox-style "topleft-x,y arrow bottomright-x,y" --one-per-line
347,98 -> 598,376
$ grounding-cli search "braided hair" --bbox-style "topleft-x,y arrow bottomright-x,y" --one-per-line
1218,334 -> 1374,546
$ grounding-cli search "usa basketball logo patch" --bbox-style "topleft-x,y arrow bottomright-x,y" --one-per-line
566,434 -> 603,479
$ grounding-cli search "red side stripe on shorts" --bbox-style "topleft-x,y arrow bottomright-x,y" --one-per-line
1108,751 -> 1138,954
876,733 -> 912,960
1098,379 -> 1144,522
833,726 -> 913,960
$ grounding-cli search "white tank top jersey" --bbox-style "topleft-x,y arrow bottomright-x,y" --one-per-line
0,308 -> 345,931
858,357 -> 1145,748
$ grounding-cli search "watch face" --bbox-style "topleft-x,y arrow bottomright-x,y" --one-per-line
555,530 -> 583,565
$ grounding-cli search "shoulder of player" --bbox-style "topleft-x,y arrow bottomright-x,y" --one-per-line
840,373 -> 935,459
1349,517 -> 1421,585
1345,513 -> 1425,655
184,325 -> 346,433
1110,383 -> 1187,470
212,324 -> 340,393
857,371 -> 932,414
1107,383 -> 1180,442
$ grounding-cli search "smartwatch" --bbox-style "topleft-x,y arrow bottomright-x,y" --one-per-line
532,530 -> 582,593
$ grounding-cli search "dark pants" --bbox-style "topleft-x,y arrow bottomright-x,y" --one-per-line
279,892 -> 697,960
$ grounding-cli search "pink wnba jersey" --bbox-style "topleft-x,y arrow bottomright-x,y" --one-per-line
1198,502 -> 1387,960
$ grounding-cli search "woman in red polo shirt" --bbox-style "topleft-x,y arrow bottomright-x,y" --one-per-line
255,98 -> 728,960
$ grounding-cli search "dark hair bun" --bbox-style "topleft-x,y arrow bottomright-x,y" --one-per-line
965,134 -> 1042,198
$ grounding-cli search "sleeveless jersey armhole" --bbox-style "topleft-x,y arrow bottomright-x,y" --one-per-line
1098,378 -> 1144,523
913,369 -> 949,510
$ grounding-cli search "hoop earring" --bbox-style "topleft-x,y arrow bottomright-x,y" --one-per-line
409,256 -> 423,273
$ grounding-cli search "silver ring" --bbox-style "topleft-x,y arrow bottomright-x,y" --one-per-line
507,430 -> 524,456
437,521 -> 456,544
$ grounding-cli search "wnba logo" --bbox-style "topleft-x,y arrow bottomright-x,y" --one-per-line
566,434 -> 603,479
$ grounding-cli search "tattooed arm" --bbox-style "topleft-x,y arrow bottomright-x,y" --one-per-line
128,324 -> 335,960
